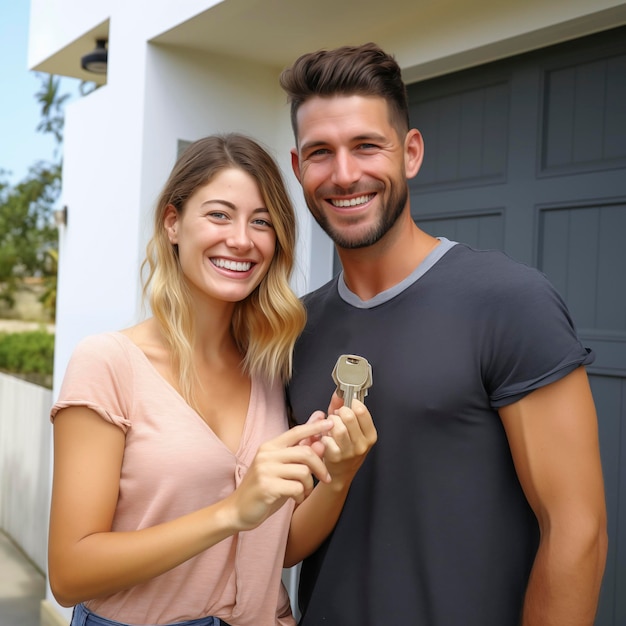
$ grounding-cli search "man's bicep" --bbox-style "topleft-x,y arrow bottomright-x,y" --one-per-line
499,367 -> 606,526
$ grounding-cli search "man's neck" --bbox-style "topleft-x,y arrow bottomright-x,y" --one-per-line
338,215 -> 440,301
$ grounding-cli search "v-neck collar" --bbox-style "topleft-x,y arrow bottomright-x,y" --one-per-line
112,331 -> 254,457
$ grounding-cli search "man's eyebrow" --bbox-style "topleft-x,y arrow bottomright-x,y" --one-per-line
299,140 -> 328,154
352,132 -> 387,143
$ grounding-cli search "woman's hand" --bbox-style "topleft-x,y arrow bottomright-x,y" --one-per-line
226,419 -> 334,531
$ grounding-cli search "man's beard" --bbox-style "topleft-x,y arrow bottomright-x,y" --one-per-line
305,185 -> 408,249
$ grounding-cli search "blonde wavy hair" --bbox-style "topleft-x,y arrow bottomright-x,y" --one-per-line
142,134 -> 306,408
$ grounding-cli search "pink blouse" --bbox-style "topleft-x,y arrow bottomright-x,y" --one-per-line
51,332 -> 296,625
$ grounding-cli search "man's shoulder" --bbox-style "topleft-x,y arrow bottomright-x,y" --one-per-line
302,276 -> 341,309
445,243 -> 533,271
442,244 -> 550,289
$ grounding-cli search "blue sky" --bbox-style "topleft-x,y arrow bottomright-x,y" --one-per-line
0,1 -> 81,186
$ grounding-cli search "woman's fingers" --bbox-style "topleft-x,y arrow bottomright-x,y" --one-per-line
297,410 -> 327,458
233,436 -> 334,529
273,417 -> 333,449
235,420 -> 336,523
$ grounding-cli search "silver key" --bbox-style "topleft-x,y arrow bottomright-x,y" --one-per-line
332,354 -> 373,408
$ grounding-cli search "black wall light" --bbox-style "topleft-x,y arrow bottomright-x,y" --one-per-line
81,39 -> 108,74
54,206 -> 68,227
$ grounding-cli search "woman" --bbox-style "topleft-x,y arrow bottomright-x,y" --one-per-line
48,134 -> 377,626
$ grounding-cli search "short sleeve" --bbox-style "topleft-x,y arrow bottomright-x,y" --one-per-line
50,333 -> 133,432
482,263 -> 594,408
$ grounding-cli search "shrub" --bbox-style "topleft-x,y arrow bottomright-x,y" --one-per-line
0,329 -> 54,387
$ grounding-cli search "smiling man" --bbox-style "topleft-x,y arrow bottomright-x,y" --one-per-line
281,43 -> 607,626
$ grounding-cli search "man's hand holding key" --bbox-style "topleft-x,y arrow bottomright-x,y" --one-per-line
308,354 -> 377,485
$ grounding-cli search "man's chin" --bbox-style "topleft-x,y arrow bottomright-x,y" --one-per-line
329,228 -> 381,250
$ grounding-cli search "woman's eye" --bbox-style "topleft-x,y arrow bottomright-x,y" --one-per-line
208,211 -> 228,220
252,218 -> 273,228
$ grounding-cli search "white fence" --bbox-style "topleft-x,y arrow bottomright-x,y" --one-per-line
0,372 -> 52,572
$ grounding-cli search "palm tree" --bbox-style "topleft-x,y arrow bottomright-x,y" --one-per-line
35,74 -> 70,148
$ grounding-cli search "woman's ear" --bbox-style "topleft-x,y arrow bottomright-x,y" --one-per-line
163,204 -> 179,244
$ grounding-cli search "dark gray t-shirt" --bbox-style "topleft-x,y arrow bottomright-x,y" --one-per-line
288,240 -> 594,626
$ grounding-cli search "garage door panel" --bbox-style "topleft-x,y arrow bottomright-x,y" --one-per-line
590,373 -> 625,626
585,336 -> 626,378
541,53 -> 626,174
597,204 -> 626,330
410,81 -> 509,190
416,212 -> 504,251
605,55 -> 626,160
538,201 -> 626,333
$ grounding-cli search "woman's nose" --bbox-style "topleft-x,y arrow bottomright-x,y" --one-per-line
226,225 -> 254,251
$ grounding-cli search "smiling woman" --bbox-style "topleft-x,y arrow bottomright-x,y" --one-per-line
47,133 -> 377,626
163,167 -> 277,315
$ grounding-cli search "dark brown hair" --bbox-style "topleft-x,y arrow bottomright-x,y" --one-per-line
279,42 -> 410,141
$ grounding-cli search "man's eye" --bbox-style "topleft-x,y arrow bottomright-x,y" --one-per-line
358,143 -> 378,150
308,148 -> 331,158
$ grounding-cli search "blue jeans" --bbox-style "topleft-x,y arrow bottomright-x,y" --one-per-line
71,602 -> 228,626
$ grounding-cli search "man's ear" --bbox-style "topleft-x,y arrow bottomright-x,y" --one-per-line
404,129 -> 424,180
163,204 -> 179,244
291,148 -> 302,183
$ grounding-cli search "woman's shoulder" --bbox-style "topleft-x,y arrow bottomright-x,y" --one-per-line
72,330 -> 135,363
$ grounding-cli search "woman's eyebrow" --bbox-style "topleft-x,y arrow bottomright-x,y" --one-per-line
201,199 -> 269,214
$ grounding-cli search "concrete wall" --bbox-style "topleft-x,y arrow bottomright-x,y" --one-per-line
0,373 -> 52,572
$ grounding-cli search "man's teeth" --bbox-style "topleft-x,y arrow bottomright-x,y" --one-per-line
331,195 -> 374,208
212,259 -> 252,272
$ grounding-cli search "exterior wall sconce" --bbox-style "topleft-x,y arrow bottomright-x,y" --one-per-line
81,39 -> 108,74
54,206 -> 68,227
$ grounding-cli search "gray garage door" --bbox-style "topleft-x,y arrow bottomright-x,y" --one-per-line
407,26 -> 626,626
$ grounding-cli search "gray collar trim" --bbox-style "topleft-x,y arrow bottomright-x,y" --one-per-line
337,237 -> 457,309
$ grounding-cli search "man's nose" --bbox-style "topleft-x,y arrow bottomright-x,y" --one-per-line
331,149 -> 360,188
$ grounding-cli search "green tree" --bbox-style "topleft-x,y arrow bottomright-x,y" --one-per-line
0,162 -> 60,309
35,73 -> 70,148
0,74 -> 69,319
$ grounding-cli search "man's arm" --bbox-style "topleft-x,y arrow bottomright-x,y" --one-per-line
499,366 -> 608,626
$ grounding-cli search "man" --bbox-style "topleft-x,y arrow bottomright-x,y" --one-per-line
280,43 -> 607,626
